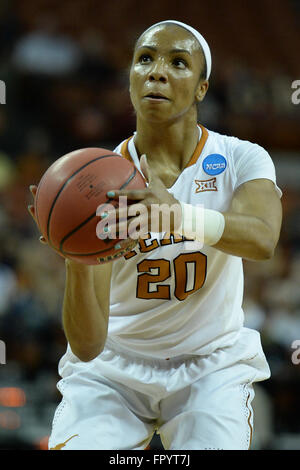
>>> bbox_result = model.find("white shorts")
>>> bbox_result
[48,327,270,450]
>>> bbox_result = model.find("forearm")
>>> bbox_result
[213,212,277,260]
[62,260,111,361]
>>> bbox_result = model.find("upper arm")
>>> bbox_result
[229,178,283,246]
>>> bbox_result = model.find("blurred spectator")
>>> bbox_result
[11,15,83,77]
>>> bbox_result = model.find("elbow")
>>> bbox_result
[71,343,104,362]
[76,352,100,363]
[253,220,280,261]
[259,246,275,261]
[255,235,277,260]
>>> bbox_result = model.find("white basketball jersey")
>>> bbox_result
[105,125,281,359]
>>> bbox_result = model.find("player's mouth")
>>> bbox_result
[143,92,170,102]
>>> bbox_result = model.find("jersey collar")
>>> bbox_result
[120,124,208,171]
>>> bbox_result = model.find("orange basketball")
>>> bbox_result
[34,148,146,264]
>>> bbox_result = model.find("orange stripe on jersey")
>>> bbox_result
[246,392,253,449]
[186,124,209,168]
[50,434,79,450]
[120,136,134,162]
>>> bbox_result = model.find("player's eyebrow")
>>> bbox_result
[137,45,157,51]
[169,48,192,55]
[137,46,192,55]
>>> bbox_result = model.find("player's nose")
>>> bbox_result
[148,60,168,83]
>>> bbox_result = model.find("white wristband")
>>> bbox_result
[179,202,225,246]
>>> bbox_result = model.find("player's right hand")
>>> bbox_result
[27,185,47,245]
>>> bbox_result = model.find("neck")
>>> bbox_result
[134,112,199,170]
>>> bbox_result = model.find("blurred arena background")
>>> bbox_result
[0,0,299,450]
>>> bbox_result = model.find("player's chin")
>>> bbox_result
[139,110,174,124]
[139,100,171,115]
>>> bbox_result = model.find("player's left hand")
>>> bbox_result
[101,155,181,244]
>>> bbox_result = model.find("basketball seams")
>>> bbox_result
[58,166,138,257]
[45,154,122,246]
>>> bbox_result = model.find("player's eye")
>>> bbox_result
[139,54,152,64]
[172,58,187,69]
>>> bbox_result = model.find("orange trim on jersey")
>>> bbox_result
[186,124,209,168]
[246,392,253,449]
[118,124,209,169]
[120,136,134,162]
[50,434,79,450]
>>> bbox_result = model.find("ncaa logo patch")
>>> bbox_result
[202,154,227,176]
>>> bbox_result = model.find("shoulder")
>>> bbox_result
[203,127,280,191]
[204,128,275,177]
[206,127,267,156]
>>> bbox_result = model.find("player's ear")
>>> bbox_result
[195,80,209,102]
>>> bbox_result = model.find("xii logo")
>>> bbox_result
[195,177,217,193]
[0,80,6,104]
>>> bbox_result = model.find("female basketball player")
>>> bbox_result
[28,20,282,450]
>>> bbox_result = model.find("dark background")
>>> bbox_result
[0,0,299,450]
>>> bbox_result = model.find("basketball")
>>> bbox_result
[34,148,146,264]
